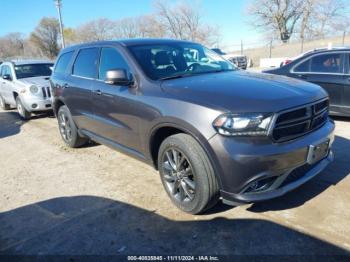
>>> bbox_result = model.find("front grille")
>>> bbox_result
[272,99,329,142]
[42,87,51,99]
[280,162,319,187]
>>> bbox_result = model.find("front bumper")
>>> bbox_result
[208,119,335,205]
[21,95,52,112]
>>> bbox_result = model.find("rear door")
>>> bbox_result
[90,46,143,153]
[65,47,100,130]
[342,52,350,115]
[291,52,345,113]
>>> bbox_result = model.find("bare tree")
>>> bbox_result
[154,0,221,46]
[29,17,60,59]
[75,18,115,42]
[0,33,25,58]
[113,18,142,38]
[138,15,167,38]
[248,0,304,43]
[304,0,346,39]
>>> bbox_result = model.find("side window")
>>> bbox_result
[98,47,130,80]
[310,53,341,73]
[72,48,99,78]
[294,59,310,73]
[55,51,74,74]
[2,66,13,78]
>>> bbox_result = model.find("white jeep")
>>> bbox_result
[0,60,54,120]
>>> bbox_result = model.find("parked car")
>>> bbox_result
[211,48,248,70]
[264,47,350,117]
[51,39,334,214]
[230,55,248,70]
[0,60,54,119]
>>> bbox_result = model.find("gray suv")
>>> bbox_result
[0,60,54,119]
[51,39,334,214]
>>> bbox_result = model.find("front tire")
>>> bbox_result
[158,133,220,214]
[16,97,31,120]
[0,95,11,110]
[57,105,88,148]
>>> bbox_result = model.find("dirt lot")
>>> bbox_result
[0,108,350,256]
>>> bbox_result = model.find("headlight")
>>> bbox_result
[213,113,273,136]
[29,85,39,94]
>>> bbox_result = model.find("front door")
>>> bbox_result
[91,46,143,154]
[1,65,16,106]
[291,52,344,113]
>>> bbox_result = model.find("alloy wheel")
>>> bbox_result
[17,101,24,117]
[59,112,72,142]
[162,148,196,202]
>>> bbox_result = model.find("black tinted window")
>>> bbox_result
[73,48,99,78]
[15,64,53,79]
[310,53,341,73]
[99,47,129,80]
[294,59,310,72]
[55,51,74,74]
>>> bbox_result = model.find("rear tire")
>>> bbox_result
[57,105,88,148]
[16,97,31,120]
[0,95,10,110]
[158,133,220,214]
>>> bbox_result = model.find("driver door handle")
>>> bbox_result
[297,74,307,79]
[93,89,102,95]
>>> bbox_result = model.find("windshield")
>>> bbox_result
[128,43,236,80]
[14,64,53,79]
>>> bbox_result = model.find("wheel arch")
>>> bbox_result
[148,119,223,188]
[53,98,66,116]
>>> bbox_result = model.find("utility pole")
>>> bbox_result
[240,40,243,55]
[54,0,65,48]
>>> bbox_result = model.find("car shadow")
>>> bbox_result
[0,110,54,139]
[0,196,348,256]
[0,111,23,139]
[248,135,350,212]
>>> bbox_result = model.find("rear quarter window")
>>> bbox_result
[54,51,74,74]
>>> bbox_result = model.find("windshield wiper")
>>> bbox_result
[159,74,190,81]
[159,69,235,81]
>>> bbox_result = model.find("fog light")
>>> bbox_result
[32,103,38,109]
[244,177,276,193]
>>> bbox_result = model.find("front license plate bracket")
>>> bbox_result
[307,139,330,165]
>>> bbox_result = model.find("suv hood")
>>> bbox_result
[161,71,327,113]
[17,76,50,87]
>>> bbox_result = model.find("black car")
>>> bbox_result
[51,39,334,214]
[264,48,350,117]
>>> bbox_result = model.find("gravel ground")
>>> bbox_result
[0,108,349,256]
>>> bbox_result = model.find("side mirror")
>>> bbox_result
[2,74,12,81]
[105,69,133,86]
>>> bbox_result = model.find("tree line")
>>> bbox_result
[0,1,220,60]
